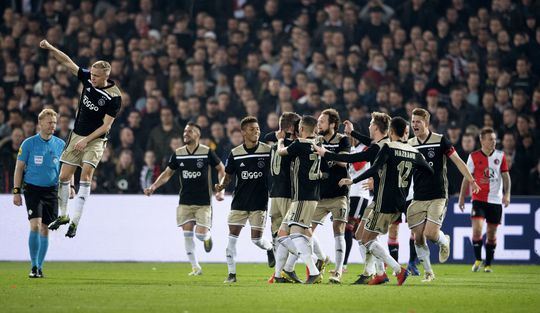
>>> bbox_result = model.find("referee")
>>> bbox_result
[13,109,67,278]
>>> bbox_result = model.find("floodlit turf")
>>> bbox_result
[1,262,539,313]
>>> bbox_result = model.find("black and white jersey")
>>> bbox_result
[265,131,294,198]
[75,68,121,137]
[320,133,351,199]
[408,132,456,200]
[287,138,323,201]
[168,144,221,205]
[353,142,433,214]
[225,142,271,211]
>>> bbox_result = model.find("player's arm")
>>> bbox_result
[144,167,175,196]
[74,115,115,151]
[276,137,289,156]
[343,120,372,146]
[458,154,474,212]
[449,152,480,194]
[322,144,378,163]
[12,160,26,206]
[214,162,226,201]
[215,173,232,192]
[501,171,511,207]
[216,152,235,191]
[39,40,79,75]
[339,145,388,186]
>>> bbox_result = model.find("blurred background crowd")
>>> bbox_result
[1,0,539,195]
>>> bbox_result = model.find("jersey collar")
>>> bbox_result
[186,144,200,155]
[418,131,432,145]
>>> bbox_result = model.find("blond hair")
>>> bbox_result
[92,60,111,74]
[412,108,430,123]
[38,108,57,120]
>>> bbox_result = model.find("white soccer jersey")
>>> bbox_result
[467,149,509,204]
[348,143,371,200]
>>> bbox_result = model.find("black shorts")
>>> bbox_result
[471,200,502,225]
[23,183,58,225]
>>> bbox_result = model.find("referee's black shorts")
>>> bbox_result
[23,183,58,225]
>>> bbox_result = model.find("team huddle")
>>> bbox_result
[15,44,511,283]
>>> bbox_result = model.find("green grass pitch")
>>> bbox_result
[1,262,539,313]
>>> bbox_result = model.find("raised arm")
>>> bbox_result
[39,40,79,75]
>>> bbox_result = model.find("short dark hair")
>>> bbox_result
[321,108,340,131]
[240,116,258,130]
[279,112,301,131]
[480,127,496,139]
[390,117,409,137]
[186,122,202,133]
[300,115,318,133]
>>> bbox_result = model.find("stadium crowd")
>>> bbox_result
[1,0,540,195]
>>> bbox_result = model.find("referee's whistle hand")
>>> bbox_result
[13,194,22,206]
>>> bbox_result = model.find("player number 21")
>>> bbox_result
[309,153,321,180]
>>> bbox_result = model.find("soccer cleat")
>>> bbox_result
[203,237,213,253]
[368,273,389,285]
[65,223,78,238]
[421,271,435,282]
[316,256,330,273]
[352,274,372,285]
[188,267,202,276]
[274,277,291,283]
[48,215,70,230]
[439,234,451,263]
[407,260,420,276]
[282,270,303,284]
[37,268,44,278]
[224,273,237,283]
[267,249,276,268]
[472,260,482,272]
[396,267,409,286]
[484,266,492,273]
[329,271,342,284]
[304,274,322,284]
[28,266,38,278]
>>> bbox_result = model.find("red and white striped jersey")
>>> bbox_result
[467,149,508,204]
[348,143,371,200]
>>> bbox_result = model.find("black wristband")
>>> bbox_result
[13,187,21,194]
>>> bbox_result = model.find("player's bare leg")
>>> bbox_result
[423,220,450,263]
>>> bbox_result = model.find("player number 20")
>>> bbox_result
[397,160,413,188]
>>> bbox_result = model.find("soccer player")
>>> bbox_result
[265,112,303,283]
[340,117,434,286]
[216,117,274,283]
[312,109,351,284]
[314,113,390,284]
[144,123,225,276]
[40,40,122,237]
[343,136,371,274]
[458,127,511,273]
[276,115,325,284]
[13,109,67,278]
[407,108,480,282]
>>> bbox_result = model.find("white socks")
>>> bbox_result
[252,237,273,251]
[283,253,298,272]
[184,231,199,269]
[274,238,290,276]
[226,235,238,274]
[365,240,401,274]
[71,181,90,225]
[58,181,70,216]
[311,235,326,261]
[334,234,345,274]
[415,243,433,273]
[291,234,320,276]
[195,231,211,242]
[435,230,448,247]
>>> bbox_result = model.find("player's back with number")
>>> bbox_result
[374,142,432,213]
[288,138,322,201]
